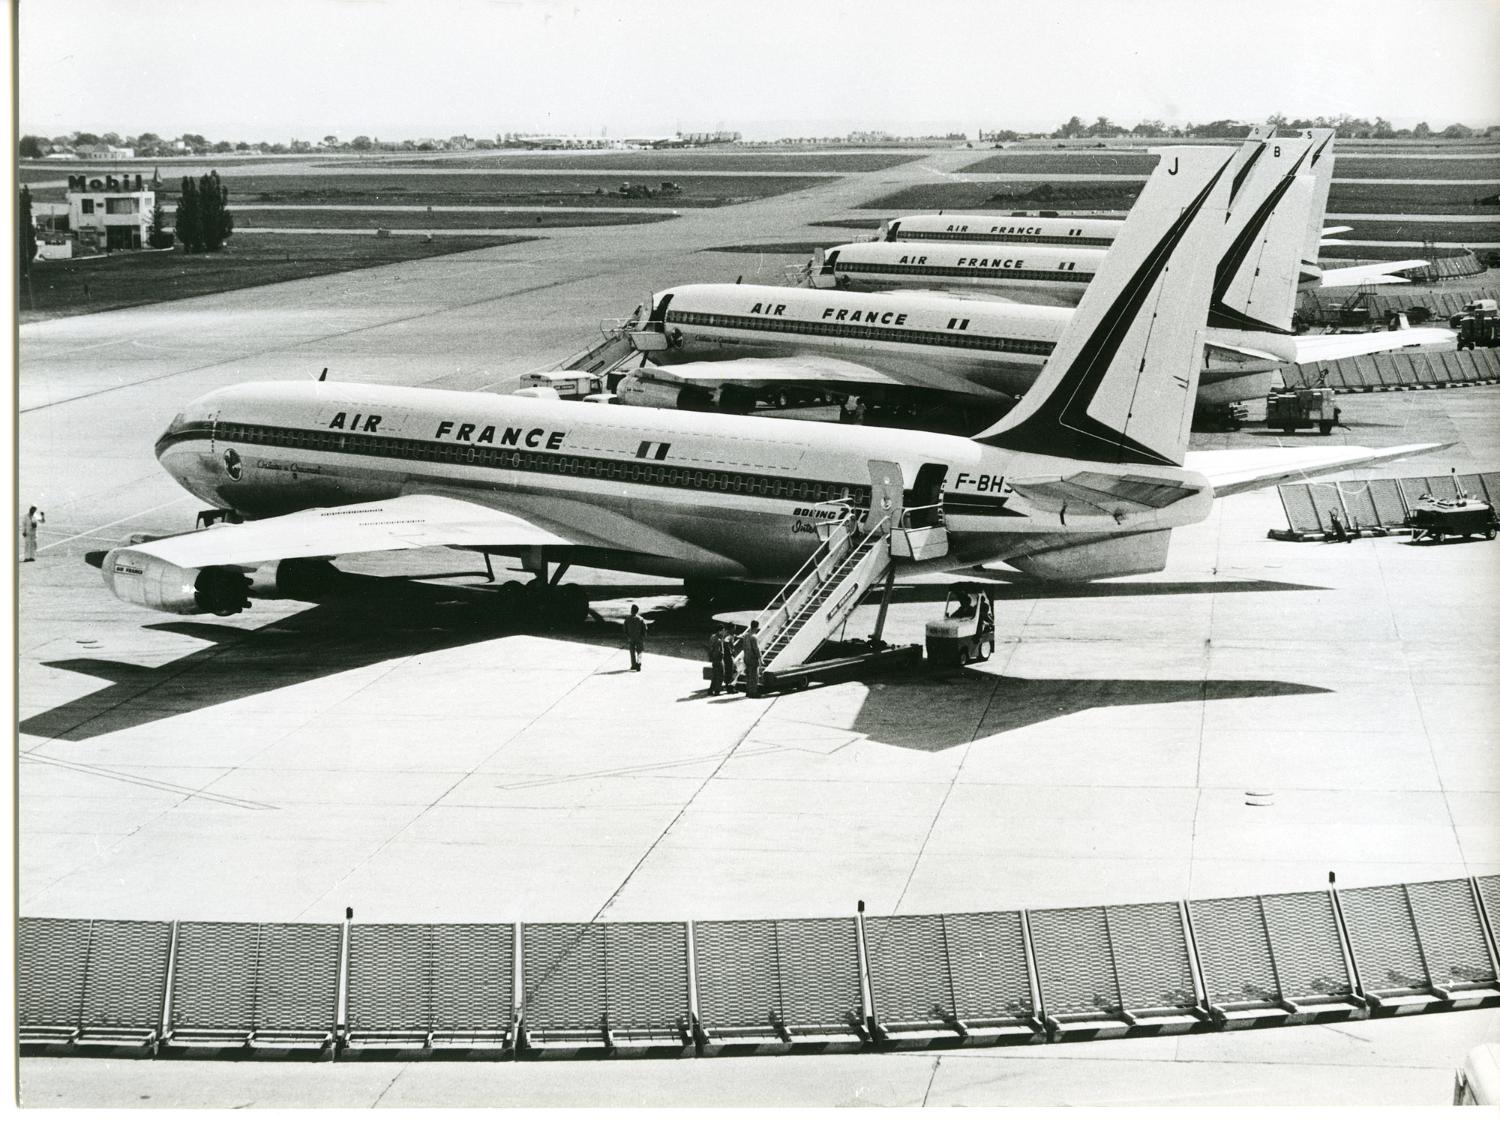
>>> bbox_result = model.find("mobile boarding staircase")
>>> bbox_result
[748,504,949,694]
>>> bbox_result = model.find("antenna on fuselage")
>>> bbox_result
[318,367,328,382]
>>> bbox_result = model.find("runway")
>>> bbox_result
[16,150,1500,1106]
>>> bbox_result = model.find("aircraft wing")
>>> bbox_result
[1317,260,1428,288]
[1290,327,1456,364]
[643,356,903,386]
[119,493,598,570]
[1186,443,1444,498]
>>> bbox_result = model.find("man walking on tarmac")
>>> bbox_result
[623,604,648,671]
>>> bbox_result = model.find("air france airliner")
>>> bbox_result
[96,147,1435,622]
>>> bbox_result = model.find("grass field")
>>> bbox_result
[858,181,1139,212]
[1327,180,1499,214]
[1333,156,1500,179]
[19,234,534,322]
[959,152,1155,175]
[363,152,922,172]
[861,178,1499,216]
[234,209,673,230]
[960,152,1500,181]
[27,172,826,208]
[1325,219,1500,246]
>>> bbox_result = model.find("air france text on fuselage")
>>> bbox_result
[821,307,909,325]
[435,419,566,449]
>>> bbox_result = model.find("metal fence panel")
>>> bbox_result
[605,923,689,1033]
[521,923,606,1033]
[943,910,1036,1022]
[1106,902,1198,1012]
[171,921,340,1033]
[693,919,783,1032]
[1405,879,1497,991]
[1279,485,1323,534]
[1480,474,1500,506]
[774,917,862,1030]
[81,919,173,1031]
[18,917,92,1028]
[1190,896,1280,1006]
[1408,354,1440,386]
[1261,891,1351,1000]
[1308,483,1349,529]
[1339,482,1381,529]
[1029,906,1119,1017]
[348,924,431,1033]
[862,914,955,1026]
[521,922,687,1034]
[1338,884,1430,996]
[1367,478,1409,527]
[431,924,514,1031]
[1478,874,1500,938]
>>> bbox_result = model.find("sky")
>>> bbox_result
[17,0,1500,141]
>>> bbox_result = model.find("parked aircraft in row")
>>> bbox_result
[620,140,1334,415]
[96,148,1435,625]
[875,128,1428,290]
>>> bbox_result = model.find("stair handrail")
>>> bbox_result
[754,507,863,644]
[762,515,894,669]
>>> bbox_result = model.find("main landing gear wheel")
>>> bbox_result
[974,638,993,663]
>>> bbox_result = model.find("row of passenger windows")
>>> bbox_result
[212,422,869,507]
[833,262,1093,282]
[891,232,1113,246]
[664,310,1055,357]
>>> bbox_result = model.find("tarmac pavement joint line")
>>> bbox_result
[286,644,601,922]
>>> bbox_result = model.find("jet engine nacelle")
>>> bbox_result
[100,550,341,616]
[101,547,252,616]
[615,373,716,412]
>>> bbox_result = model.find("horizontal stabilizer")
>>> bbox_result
[1008,472,1200,516]
[1186,442,1445,498]
[1290,327,1456,364]
[1317,260,1428,289]
[1320,225,1353,238]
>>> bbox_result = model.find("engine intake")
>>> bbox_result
[101,548,251,616]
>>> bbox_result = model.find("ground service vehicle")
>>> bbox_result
[518,371,605,400]
[1407,496,1498,543]
[925,584,995,667]
[1266,386,1341,434]
[1450,299,1499,349]
[1454,1043,1500,1105]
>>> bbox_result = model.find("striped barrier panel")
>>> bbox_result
[1282,347,1500,392]
[518,921,692,1057]
[343,922,516,1058]
[162,921,342,1056]
[17,917,172,1055]
[693,917,865,1054]
[18,875,1500,1062]
[860,910,1043,1048]
[1187,890,1366,1030]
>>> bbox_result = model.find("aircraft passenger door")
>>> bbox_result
[867,459,904,531]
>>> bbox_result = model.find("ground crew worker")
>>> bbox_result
[622,604,648,671]
[717,624,738,693]
[741,620,762,697]
[20,505,44,562]
[1328,509,1348,543]
[707,626,727,695]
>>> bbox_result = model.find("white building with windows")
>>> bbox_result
[66,172,155,250]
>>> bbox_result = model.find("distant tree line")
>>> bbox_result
[1042,114,1488,140]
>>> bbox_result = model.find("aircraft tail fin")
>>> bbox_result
[971,146,1234,468]
[1208,136,1314,335]
[1277,126,1336,269]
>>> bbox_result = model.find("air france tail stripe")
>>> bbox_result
[982,156,1232,466]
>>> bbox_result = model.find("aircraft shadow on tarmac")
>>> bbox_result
[23,574,1330,749]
